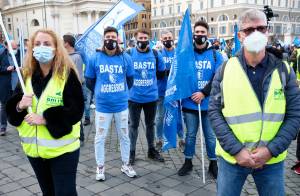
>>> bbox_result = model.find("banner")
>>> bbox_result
[75,0,144,66]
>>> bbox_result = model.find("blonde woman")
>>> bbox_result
[6,29,84,196]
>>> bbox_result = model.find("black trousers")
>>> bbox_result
[28,149,79,196]
[128,100,157,151]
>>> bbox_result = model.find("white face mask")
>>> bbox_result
[13,49,18,55]
[243,31,268,54]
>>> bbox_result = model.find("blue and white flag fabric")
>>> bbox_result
[164,9,197,104]
[232,23,241,56]
[75,0,144,66]
[162,9,197,151]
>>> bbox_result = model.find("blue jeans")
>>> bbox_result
[82,82,91,119]
[217,157,285,196]
[183,111,216,160]
[94,110,130,166]
[11,71,18,91]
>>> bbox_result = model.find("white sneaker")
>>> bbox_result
[96,166,105,181]
[121,164,137,178]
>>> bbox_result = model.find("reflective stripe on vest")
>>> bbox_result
[225,112,285,124]
[17,74,80,159]
[216,57,287,165]
[20,137,78,148]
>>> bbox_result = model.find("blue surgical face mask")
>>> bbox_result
[33,45,55,64]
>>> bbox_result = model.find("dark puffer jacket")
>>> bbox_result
[208,49,300,157]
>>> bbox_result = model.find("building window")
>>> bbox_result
[233,14,237,20]
[210,0,214,8]
[278,0,281,6]
[219,26,226,34]
[221,0,225,5]
[295,25,300,34]
[175,19,181,26]
[218,14,229,21]
[234,0,237,3]
[31,19,40,27]
[230,25,235,34]
[153,8,156,17]
[8,24,12,31]
[7,18,11,22]
[160,0,164,2]
[161,7,164,16]
[211,17,214,22]
[275,25,282,34]
[210,27,215,35]
[177,4,181,13]
[169,6,172,14]
[160,21,167,28]
[271,0,274,6]
[298,0,300,8]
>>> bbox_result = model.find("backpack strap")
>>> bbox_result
[152,49,159,70]
[213,49,217,64]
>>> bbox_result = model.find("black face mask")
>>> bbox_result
[137,40,149,50]
[163,40,174,49]
[214,45,220,50]
[104,39,118,50]
[193,35,207,45]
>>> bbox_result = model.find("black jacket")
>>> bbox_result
[0,48,12,102]
[208,49,300,157]
[6,68,84,139]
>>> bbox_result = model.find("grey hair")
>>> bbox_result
[160,30,172,37]
[238,9,267,30]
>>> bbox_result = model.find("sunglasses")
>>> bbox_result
[240,25,268,35]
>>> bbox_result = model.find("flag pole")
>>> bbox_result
[0,12,32,113]
[198,104,206,184]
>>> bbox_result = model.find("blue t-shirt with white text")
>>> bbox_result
[158,48,175,97]
[182,49,223,111]
[85,51,134,113]
[128,47,165,103]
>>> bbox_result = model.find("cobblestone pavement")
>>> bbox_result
[0,112,299,196]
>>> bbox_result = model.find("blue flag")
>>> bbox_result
[162,9,197,151]
[232,23,241,56]
[75,0,144,66]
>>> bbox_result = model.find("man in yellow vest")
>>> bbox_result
[208,9,300,196]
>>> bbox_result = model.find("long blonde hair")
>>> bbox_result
[22,29,78,80]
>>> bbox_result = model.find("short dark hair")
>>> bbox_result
[194,20,209,31]
[104,26,118,36]
[63,34,76,48]
[134,30,150,37]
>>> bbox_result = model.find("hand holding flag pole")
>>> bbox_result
[0,12,32,113]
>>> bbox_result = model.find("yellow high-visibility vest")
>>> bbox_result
[17,73,80,159]
[216,57,288,164]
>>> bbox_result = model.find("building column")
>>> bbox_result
[73,12,79,34]
[87,11,92,26]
